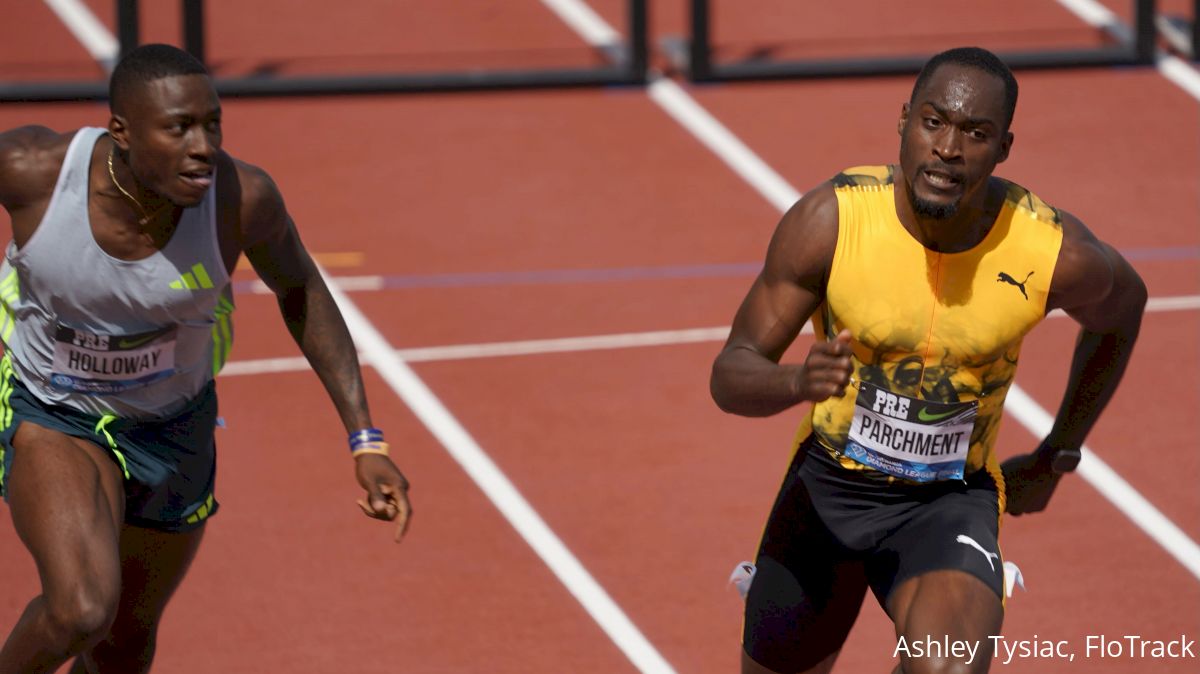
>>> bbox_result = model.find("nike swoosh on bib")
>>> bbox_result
[117,334,160,349]
[917,407,958,422]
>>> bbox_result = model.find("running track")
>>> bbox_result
[1,1,1197,672]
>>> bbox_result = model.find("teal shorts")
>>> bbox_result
[0,369,219,533]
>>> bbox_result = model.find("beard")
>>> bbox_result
[909,191,959,220]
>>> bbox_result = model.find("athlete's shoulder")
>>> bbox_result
[0,126,79,209]
[0,125,71,154]
[214,151,285,222]
[1048,207,1108,294]
[995,176,1063,227]
[778,180,838,236]
[1046,207,1145,324]
[765,181,839,290]
[213,150,294,259]
[830,164,895,190]
[217,151,278,201]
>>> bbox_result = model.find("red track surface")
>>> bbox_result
[1,2,1198,672]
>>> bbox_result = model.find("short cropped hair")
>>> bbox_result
[109,44,209,113]
[910,47,1018,129]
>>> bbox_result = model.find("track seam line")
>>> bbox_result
[218,294,1199,376]
[545,0,1200,581]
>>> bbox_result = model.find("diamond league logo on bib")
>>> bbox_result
[844,380,978,482]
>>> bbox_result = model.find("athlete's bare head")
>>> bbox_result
[107,45,220,208]
[897,47,1016,222]
[910,48,1018,131]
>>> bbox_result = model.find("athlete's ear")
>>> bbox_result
[997,130,1014,164]
[108,115,130,152]
[897,103,910,136]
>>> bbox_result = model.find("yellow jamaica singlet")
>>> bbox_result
[794,165,1064,493]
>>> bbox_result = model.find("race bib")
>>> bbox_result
[843,381,977,482]
[50,324,177,395]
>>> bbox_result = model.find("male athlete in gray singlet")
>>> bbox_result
[0,44,412,673]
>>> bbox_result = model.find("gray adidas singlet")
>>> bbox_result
[0,127,234,419]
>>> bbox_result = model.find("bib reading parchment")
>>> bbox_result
[843,381,977,482]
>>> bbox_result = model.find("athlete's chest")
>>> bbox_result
[825,240,1048,362]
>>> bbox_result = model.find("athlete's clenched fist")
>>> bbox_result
[796,329,854,402]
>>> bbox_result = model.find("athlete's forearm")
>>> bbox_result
[710,347,806,417]
[278,275,372,433]
[1044,310,1144,453]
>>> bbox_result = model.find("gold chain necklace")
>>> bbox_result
[107,146,172,227]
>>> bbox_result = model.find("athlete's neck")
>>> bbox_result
[894,172,1003,254]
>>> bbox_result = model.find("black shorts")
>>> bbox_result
[743,435,1004,673]
[0,367,219,533]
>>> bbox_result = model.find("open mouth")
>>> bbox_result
[179,169,213,190]
[922,168,962,191]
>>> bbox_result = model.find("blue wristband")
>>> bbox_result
[349,427,385,452]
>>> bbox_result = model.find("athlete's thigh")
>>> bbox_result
[7,423,125,592]
[887,569,1002,674]
[112,523,207,629]
[743,449,868,674]
[872,479,1005,673]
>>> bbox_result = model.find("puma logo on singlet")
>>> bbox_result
[996,271,1034,300]
[956,534,1000,573]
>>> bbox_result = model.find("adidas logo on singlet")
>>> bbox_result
[170,263,215,291]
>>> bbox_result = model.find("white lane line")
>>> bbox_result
[1157,55,1200,101]
[222,326,733,377]
[1055,0,1126,32]
[1143,294,1200,312]
[538,0,620,48]
[220,294,1199,377]
[1055,0,1200,102]
[1004,386,1200,581]
[646,81,802,212]
[41,0,119,71]
[319,268,677,674]
[540,0,802,211]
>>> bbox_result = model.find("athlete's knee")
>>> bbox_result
[42,582,120,651]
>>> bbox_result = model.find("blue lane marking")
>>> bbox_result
[232,246,1198,294]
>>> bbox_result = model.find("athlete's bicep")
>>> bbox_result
[726,271,822,364]
[722,184,837,363]
[1049,213,1146,333]
[235,163,317,295]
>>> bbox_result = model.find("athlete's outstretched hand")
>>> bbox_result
[355,454,413,542]
[797,329,854,402]
[1000,449,1062,515]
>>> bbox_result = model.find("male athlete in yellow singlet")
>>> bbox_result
[711,47,1145,674]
